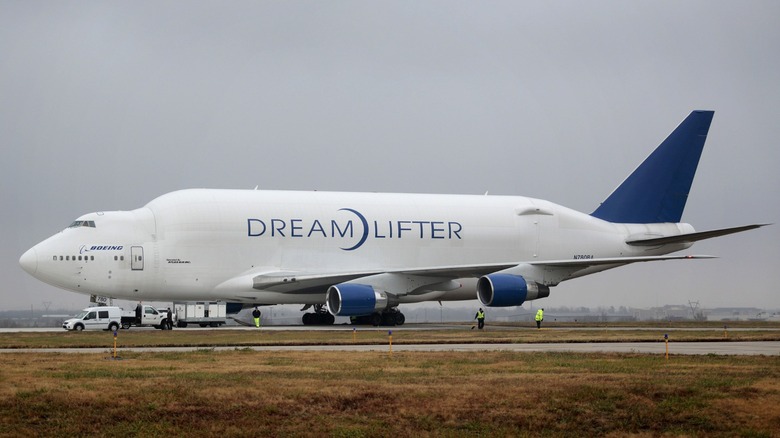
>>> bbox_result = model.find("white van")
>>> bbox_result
[63,306,122,332]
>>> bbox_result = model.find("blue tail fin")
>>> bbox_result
[591,110,714,223]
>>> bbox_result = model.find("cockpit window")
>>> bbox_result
[68,220,96,228]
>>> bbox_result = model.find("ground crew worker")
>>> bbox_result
[252,307,261,328]
[535,308,544,329]
[166,307,173,330]
[474,308,485,330]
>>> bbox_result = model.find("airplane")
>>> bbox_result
[19,110,766,325]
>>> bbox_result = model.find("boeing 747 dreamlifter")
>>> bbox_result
[19,111,766,325]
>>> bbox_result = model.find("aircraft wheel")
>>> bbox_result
[302,313,312,325]
[371,313,382,327]
[381,313,396,326]
[395,313,405,326]
[326,313,335,325]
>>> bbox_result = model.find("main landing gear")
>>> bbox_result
[300,305,407,326]
[350,308,405,327]
[301,304,335,326]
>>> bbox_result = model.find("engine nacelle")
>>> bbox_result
[226,303,246,315]
[326,283,398,316]
[477,274,550,307]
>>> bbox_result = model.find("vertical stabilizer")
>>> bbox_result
[591,110,714,223]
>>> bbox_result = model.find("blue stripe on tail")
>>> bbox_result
[591,110,714,224]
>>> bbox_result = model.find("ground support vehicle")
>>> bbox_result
[120,304,169,329]
[63,306,122,331]
[174,302,227,327]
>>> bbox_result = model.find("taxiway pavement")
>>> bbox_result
[1,341,778,356]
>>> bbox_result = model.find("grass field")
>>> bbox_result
[1,324,779,436]
[1,349,778,437]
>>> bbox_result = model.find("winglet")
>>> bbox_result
[591,111,714,223]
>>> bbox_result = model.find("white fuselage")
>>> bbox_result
[19,189,692,304]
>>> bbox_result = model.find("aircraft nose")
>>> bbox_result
[20,247,38,276]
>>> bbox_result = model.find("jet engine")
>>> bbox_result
[226,303,247,314]
[476,274,550,307]
[326,283,399,316]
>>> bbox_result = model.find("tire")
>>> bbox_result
[370,313,382,327]
[74,324,84,331]
[121,322,131,329]
[199,323,208,327]
[108,322,119,332]
[177,321,187,328]
[395,312,405,326]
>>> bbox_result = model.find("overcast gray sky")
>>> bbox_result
[2,1,778,312]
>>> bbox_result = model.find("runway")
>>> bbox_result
[0,323,461,333]
[4,323,780,333]
[2,341,778,356]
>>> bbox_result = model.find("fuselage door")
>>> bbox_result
[131,246,144,271]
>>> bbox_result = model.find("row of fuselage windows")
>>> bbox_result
[52,255,126,261]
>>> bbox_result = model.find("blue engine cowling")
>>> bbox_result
[477,274,550,307]
[326,284,397,316]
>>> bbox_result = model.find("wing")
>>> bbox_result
[244,255,714,297]
[214,222,768,300]
[457,254,718,287]
[249,262,519,295]
[529,254,716,267]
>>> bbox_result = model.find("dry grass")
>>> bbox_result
[0,350,778,437]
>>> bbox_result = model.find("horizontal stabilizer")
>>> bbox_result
[626,224,769,246]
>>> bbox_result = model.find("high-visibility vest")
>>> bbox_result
[535,310,544,321]
[477,311,485,319]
